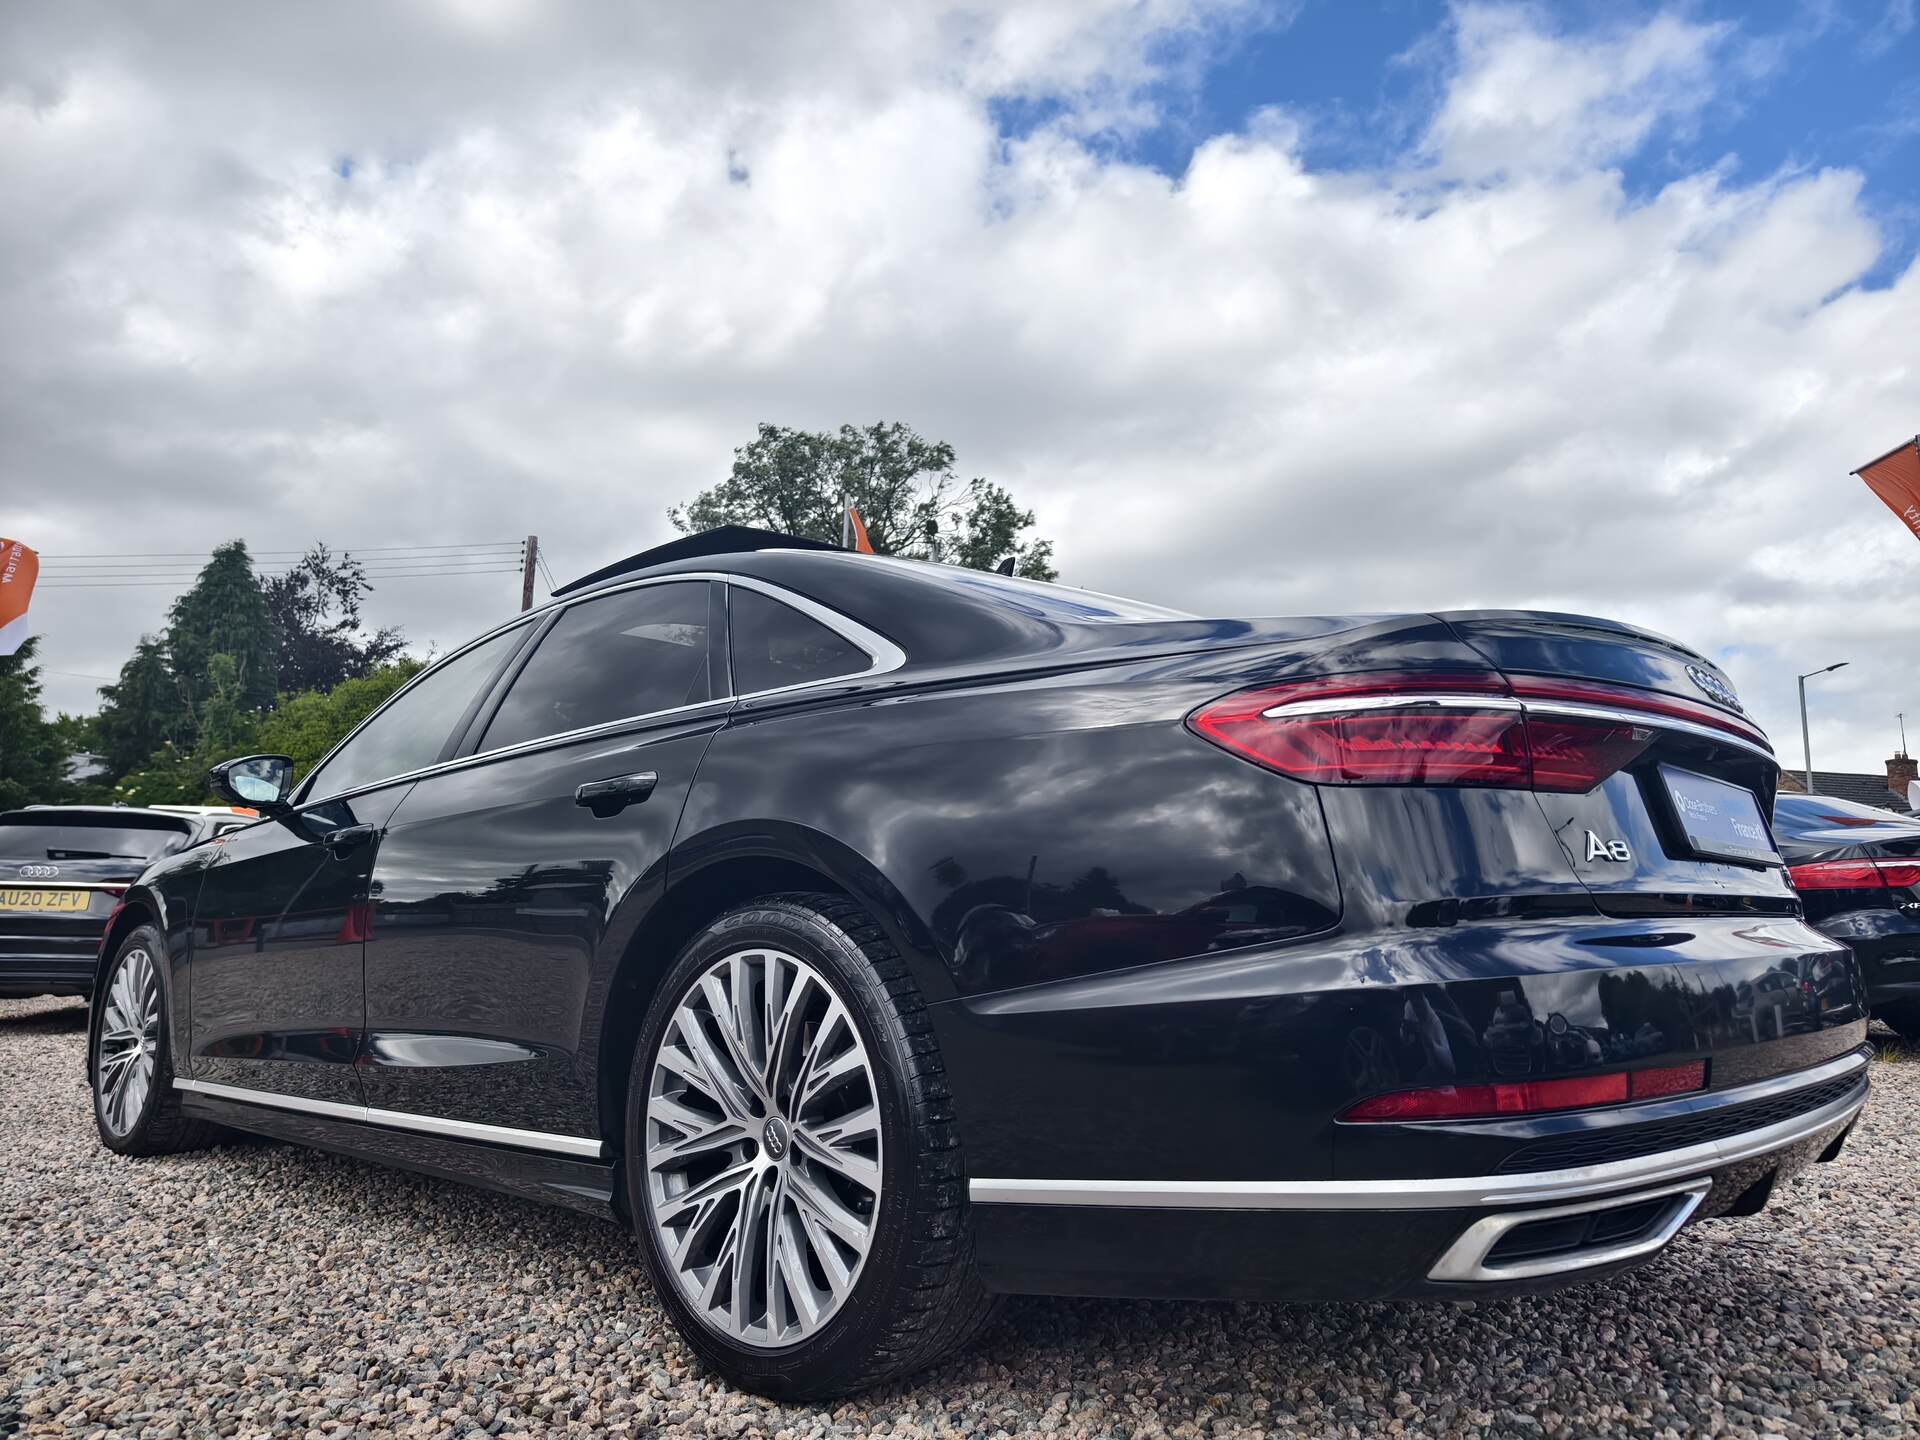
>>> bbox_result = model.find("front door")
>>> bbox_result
[362,579,726,1147]
[188,789,407,1105]
[187,619,538,1108]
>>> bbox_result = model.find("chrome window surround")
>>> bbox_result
[297,571,906,808]
[969,1050,1866,1211]
[1257,692,1774,763]
[1426,1177,1711,1283]
[174,1077,603,1159]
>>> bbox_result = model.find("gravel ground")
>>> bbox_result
[2,995,1915,1439]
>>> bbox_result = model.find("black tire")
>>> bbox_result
[91,925,221,1156]
[625,893,998,1398]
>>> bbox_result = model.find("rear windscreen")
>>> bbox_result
[0,820,187,862]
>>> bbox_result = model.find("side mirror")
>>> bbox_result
[209,754,296,814]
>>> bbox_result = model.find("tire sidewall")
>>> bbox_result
[625,901,924,1392]
[92,924,179,1154]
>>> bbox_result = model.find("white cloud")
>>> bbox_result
[1423,4,1731,177]
[1,1,1915,775]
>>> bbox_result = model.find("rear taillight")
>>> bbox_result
[1341,1061,1707,1121]
[1788,859,1920,891]
[1189,672,1656,792]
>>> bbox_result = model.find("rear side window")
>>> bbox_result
[730,587,870,695]
[0,819,186,862]
[306,624,529,800]
[482,581,712,750]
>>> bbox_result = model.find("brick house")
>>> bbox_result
[1775,752,1918,815]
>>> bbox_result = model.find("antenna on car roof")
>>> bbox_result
[550,525,843,598]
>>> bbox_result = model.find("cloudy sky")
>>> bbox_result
[3,0,1916,772]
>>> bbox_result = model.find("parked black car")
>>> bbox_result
[87,530,1868,1397]
[1,805,250,998]
[1774,791,1920,1040]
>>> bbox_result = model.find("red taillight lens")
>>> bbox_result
[1503,675,1769,750]
[1789,859,1920,891]
[1189,673,1654,792]
[1341,1061,1707,1121]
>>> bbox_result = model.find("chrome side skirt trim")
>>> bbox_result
[970,1056,1867,1211]
[1426,1178,1711,1283]
[174,1078,605,1160]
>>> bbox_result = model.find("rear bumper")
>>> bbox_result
[0,955,98,997]
[2,915,111,997]
[970,1052,1866,1300]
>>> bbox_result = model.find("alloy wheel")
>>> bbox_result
[643,947,883,1348]
[98,946,161,1137]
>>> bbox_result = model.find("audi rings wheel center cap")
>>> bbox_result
[761,1116,790,1160]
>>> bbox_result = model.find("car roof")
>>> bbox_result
[0,805,217,835]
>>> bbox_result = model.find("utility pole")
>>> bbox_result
[520,535,539,612]
[1796,661,1849,794]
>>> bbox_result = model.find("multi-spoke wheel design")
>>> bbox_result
[643,946,883,1348]
[97,945,161,1136]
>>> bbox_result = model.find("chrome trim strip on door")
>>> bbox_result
[969,1053,1866,1210]
[174,1078,606,1159]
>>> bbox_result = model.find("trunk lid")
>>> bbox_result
[1438,611,1791,918]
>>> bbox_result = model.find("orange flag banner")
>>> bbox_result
[845,506,876,555]
[1854,436,1920,545]
[0,538,39,656]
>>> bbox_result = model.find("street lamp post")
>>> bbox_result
[1796,662,1849,795]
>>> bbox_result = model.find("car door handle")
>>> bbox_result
[574,771,658,816]
[323,824,377,857]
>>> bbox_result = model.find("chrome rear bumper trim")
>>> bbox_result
[1426,1178,1711,1282]
[969,1052,1867,1211]
[174,1078,605,1159]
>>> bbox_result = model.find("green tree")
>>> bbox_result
[264,543,407,693]
[670,422,1057,579]
[114,659,424,805]
[95,635,187,778]
[168,540,277,729]
[0,637,67,810]
[254,659,423,781]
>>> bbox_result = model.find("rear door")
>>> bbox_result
[186,622,535,1106]
[361,579,727,1148]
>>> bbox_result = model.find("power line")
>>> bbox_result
[41,553,523,572]
[37,569,523,589]
[39,541,525,560]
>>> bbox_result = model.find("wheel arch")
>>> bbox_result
[86,886,169,1082]
[594,822,951,1180]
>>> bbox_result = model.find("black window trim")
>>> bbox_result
[293,571,905,806]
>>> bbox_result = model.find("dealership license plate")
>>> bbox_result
[0,887,94,914]
[1660,765,1779,865]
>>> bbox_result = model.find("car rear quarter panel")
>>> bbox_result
[673,662,1346,1006]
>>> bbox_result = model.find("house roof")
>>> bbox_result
[1779,769,1913,815]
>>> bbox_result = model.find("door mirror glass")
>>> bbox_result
[210,754,296,812]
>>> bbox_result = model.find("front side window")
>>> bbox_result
[481,581,712,750]
[729,586,871,695]
[304,624,529,800]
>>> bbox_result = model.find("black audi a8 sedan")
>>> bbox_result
[1773,792,1920,1040]
[89,527,1868,1397]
